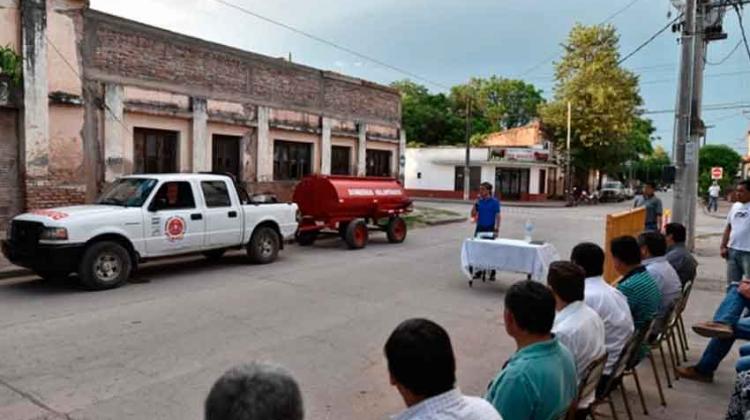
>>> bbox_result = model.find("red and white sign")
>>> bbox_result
[711,167,724,180]
[165,216,186,242]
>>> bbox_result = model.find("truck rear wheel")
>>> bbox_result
[344,219,368,250]
[78,241,132,290]
[386,217,407,243]
[248,226,280,264]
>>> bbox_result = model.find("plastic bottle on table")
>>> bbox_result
[524,219,534,242]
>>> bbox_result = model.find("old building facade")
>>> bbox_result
[0,0,404,227]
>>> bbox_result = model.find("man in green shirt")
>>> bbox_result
[485,280,577,420]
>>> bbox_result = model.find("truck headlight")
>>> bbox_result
[40,227,68,240]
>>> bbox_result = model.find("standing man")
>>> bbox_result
[708,181,721,213]
[471,182,501,280]
[636,182,663,231]
[721,180,750,286]
[471,182,501,237]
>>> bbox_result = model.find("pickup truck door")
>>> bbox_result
[200,180,242,248]
[143,180,206,256]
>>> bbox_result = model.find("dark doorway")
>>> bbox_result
[454,166,481,192]
[496,168,530,199]
[274,140,313,181]
[366,149,392,177]
[539,169,546,195]
[331,146,352,175]
[212,135,241,178]
[134,128,178,173]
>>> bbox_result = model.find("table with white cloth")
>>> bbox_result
[460,238,561,286]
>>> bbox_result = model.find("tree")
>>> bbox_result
[450,77,545,134]
[630,145,670,183]
[539,24,643,176]
[698,144,742,197]
[391,80,464,145]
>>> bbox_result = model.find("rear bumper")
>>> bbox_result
[1,240,84,273]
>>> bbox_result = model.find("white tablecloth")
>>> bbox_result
[460,238,561,281]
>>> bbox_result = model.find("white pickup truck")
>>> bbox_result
[2,174,299,290]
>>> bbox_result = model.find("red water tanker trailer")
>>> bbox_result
[293,175,413,249]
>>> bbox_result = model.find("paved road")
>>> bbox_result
[0,197,735,419]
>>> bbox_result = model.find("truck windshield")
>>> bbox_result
[97,178,158,207]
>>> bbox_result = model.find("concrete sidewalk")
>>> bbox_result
[414,197,568,208]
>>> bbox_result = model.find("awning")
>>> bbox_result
[431,159,559,169]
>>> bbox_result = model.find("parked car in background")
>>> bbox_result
[623,186,635,199]
[600,181,626,202]
[2,174,299,290]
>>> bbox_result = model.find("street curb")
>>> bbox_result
[413,198,567,209]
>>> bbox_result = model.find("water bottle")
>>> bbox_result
[524,219,534,243]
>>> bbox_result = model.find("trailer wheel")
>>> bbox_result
[338,221,350,238]
[344,219,368,250]
[386,217,407,243]
[296,230,318,246]
[248,226,280,264]
[78,241,132,290]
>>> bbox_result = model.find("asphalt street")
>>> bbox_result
[0,195,735,419]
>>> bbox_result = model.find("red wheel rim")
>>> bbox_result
[393,219,406,240]
[355,224,367,246]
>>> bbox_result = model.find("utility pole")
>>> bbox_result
[672,0,697,229]
[463,98,471,201]
[566,101,572,199]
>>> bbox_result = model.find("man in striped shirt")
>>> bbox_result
[610,236,662,332]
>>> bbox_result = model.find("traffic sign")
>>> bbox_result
[711,167,723,180]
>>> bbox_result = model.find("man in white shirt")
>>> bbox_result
[722,181,750,286]
[638,231,683,327]
[548,261,606,412]
[385,318,502,420]
[708,181,721,213]
[571,243,635,377]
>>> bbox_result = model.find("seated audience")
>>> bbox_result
[205,362,303,420]
[384,318,501,420]
[638,231,682,324]
[610,235,662,332]
[725,370,750,420]
[548,261,606,414]
[486,280,577,420]
[664,222,698,286]
[678,281,750,382]
[571,243,634,378]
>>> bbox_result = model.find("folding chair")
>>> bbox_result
[566,353,608,420]
[675,279,694,360]
[646,299,682,405]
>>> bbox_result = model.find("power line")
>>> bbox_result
[210,0,451,90]
[618,13,683,64]
[706,39,742,65]
[733,3,750,64]
[602,0,644,23]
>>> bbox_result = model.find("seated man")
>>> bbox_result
[664,222,698,286]
[678,282,750,382]
[486,280,577,420]
[611,235,662,332]
[384,318,501,420]
[638,231,682,324]
[571,242,635,381]
[548,261,606,413]
[205,362,304,420]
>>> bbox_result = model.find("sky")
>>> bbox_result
[90,0,750,157]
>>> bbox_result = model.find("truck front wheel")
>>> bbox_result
[248,226,280,264]
[78,241,132,290]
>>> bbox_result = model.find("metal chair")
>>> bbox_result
[590,320,655,420]
[675,279,695,360]
[566,353,608,420]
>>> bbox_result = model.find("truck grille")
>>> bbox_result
[9,221,43,255]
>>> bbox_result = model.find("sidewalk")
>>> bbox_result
[413,197,568,208]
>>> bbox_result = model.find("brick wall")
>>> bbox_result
[0,108,21,225]
[25,184,86,210]
[84,11,401,126]
[246,181,299,203]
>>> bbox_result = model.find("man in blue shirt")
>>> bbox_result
[470,182,501,281]
[471,182,502,236]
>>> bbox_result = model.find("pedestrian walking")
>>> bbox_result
[635,182,663,231]
[708,181,721,213]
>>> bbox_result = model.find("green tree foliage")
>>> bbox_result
[698,144,742,197]
[539,24,642,175]
[630,145,670,183]
[450,76,545,133]
[391,80,464,145]
[0,45,22,86]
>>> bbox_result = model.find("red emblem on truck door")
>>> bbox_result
[165,216,186,241]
